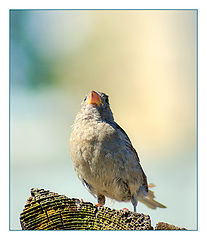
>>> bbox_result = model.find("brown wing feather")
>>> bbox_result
[113,122,148,193]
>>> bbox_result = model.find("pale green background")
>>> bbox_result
[10,10,197,230]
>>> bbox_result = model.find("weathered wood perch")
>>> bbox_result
[20,188,186,230]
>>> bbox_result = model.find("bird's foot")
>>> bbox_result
[123,208,129,211]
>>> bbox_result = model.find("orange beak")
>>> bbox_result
[86,91,102,106]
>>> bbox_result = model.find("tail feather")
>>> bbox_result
[138,190,166,209]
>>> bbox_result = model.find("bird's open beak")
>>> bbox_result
[86,91,102,106]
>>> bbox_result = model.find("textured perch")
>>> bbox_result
[155,222,187,230]
[20,188,186,230]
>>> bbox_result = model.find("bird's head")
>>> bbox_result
[80,90,114,122]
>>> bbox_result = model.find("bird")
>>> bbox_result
[69,90,166,212]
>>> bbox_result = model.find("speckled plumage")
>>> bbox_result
[70,91,166,211]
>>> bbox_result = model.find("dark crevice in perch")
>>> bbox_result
[20,188,186,230]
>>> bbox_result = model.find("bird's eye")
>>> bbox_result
[84,96,87,101]
[105,96,109,104]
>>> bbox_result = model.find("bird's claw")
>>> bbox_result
[123,208,129,211]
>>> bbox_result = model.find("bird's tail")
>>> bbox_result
[137,189,166,209]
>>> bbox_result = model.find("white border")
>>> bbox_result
[1,0,206,239]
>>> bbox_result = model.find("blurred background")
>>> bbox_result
[10,10,197,230]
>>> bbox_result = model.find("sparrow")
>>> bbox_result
[69,91,166,212]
